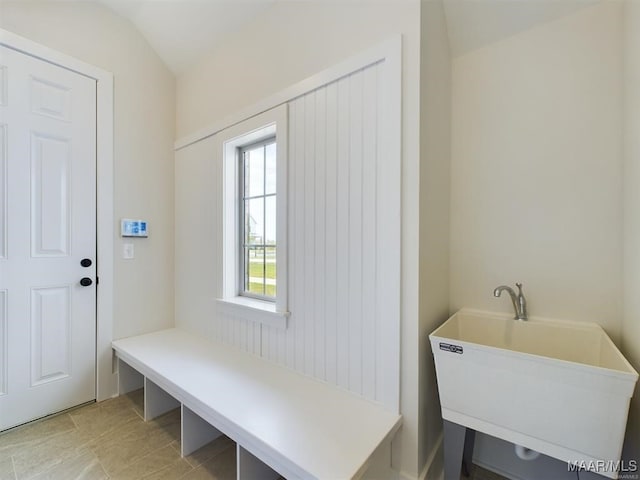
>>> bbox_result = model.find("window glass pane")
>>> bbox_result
[247,247,265,296]
[265,246,276,297]
[244,146,264,198]
[265,195,276,245]
[244,197,264,245]
[265,143,276,195]
[240,138,276,300]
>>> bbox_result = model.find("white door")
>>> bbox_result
[0,45,97,431]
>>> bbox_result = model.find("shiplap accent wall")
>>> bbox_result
[175,51,400,411]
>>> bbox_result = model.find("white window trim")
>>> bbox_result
[216,104,289,329]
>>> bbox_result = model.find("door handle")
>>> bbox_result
[80,277,93,287]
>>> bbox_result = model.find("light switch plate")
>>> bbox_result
[123,243,134,259]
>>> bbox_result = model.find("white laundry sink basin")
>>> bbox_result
[430,309,638,479]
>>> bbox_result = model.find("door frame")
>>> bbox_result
[0,28,116,401]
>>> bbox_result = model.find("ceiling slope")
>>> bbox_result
[95,0,601,72]
[443,0,600,57]
[96,0,275,74]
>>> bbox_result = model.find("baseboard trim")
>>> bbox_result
[423,433,444,480]
[398,433,444,480]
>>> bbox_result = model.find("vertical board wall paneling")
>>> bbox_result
[259,61,393,406]
[182,55,400,410]
[324,80,339,387]
[220,311,261,357]
[293,95,307,372]
[208,125,262,357]
[361,64,378,402]
[336,74,351,392]
[348,69,364,396]
[284,98,298,368]
[374,55,400,411]
[303,91,316,377]
[313,86,327,382]
[211,134,225,343]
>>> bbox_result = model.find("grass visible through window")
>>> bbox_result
[247,259,276,297]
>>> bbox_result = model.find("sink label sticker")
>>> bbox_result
[439,343,463,354]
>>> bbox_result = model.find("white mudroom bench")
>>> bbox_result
[112,329,402,480]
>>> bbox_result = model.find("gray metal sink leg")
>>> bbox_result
[443,420,476,480]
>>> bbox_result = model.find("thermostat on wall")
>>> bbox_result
[121,219,148,237]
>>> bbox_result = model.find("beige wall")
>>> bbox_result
[175,2,438,477]
[623,0,640,462]
[451,1,623,339]
[176,1,418,140]
[419,0,451,474]
[450,2,626,476]
[0,2,176,340]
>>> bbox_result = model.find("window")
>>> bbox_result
[239,138,277,300]
[216,105,289,328]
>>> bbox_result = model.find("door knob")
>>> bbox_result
[81,258,92,267]
[80,277,93,287]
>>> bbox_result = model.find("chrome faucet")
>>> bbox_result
[493,282,528,320]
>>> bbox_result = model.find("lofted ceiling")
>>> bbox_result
[94,0,600,74]
[95,0,276,74]
[442,0,599,57]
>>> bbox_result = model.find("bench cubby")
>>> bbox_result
[112,328,401,480]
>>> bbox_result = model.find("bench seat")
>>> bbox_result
[112,328,402,480]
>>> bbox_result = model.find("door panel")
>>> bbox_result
[30,76,71,122]
[0,290,6,396]
[0,124,5,259]
[0,65,6,106]
[31,133,71,257]
[0,45,97,431]
[31,286,71,386]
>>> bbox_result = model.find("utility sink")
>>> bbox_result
[430,309,638,479]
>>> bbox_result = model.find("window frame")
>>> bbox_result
[238,136,277,302]
[216,104,289,328]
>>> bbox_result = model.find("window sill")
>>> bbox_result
[216,297,289,329]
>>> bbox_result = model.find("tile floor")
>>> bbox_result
[0,391,508,480]
[469,466,510,480]
[0,390,235,480]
